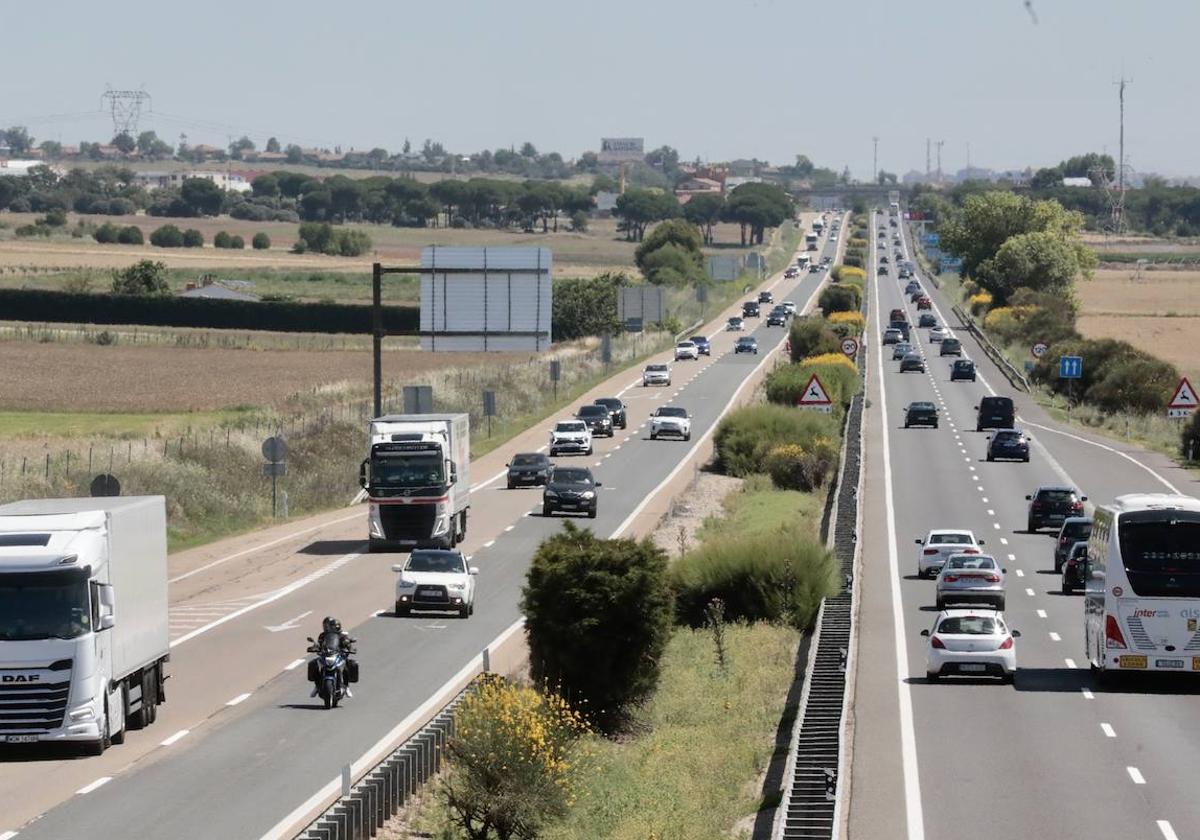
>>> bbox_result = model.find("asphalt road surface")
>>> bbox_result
[0,219,842,840]
[849,214,1198,840]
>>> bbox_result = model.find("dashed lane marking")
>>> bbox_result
[227,692,252,706]
[1128,767,1146,785]
[1101,723,1116,738]
[160,729,190,747]
[76,777,111,795]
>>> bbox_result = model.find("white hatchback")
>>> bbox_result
[922,609,1019,682]
[674,341,699,361]
[915,529,984,578]
[643,363,672,387]
[392,549,478,618]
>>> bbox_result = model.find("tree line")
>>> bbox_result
[614,182,793,245]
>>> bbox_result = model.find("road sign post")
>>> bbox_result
[549,360,561,400]
[262,436,288,518]
[483,390,497,437]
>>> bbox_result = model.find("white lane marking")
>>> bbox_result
[1007,553,1016,561]
[227,693,252,707]
[1049,632,1061,642]
[0,831,17,840]
[870,226,926,840]
[284,658,306,671]
[605,453,612,459]
[504,525,515,533]
[1127,767,1146,785]
[1037,609,1048,618]
[981,497,989,503]
[1020,420,1179,494]
[169,512,361,584]
[1065,658,1078,669]
[76,777,111,795]
[1082,688,1095,700]
[536,444,548,452]
[977,486,985,492]
[613,445,621,450]
[371,609,386,618]
[993,523,1001,530]
[1158,820,1180,840]
[160,729,190,747]
[1015,569,1025,577]
[987,509,995,516]
[483,540,495,548]
[1000,538,1009,545]
[1101,723,1116,738]
[1025,588,1036,596]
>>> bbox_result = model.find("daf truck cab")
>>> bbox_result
[360,414,471,552]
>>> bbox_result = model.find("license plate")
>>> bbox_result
[959,663,987,672]
[4,734,38,743]
[418,589,441,597]
[1118,655,1147,669]
[1155,658,1185,669]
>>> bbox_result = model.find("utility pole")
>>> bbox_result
[936,140,945,183]
[926,138,931,179]
[966,141,971,175]
[872,136,879,184]
[1115,75,1131,233]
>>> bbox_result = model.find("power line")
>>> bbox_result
[101,86,151,137]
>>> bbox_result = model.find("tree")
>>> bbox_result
[111,259,169,295]
[252,232,271,250]
[682,192,724,244]
[182,228,204,247]
[723,182,793,245]
[613,188,678,241]
[590,173,618,194]
[111,132,136,154]
[521,522,673,733]
[877,170,898,185]
[265,136,281,153]
[551,272,627,339]
[519,141,538,158]
[792,154,815,176]
[180,177,224,216]
[149,224,185,247]
[38,140,63,158]
[251,173,280,198]
[214,231,233,249]
[3,126,34,155]
[975,230,1095,304]
[136,131,171,158]
[229,234,245,249]
[285,144,304,164]
[634,218,705,285]
[229,135,255,159]
[645,145,681,179]
[402,138,412,155]
[366,147,389,168]
[939,191,1088,279]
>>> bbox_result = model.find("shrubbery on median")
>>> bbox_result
[818,283,861,314]
[713,404,840,478]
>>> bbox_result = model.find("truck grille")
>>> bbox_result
[380,503,436,540]
[0,679,70,731]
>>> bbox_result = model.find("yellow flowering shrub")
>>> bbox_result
[827,311,865,328]
[800,352,858,373]
[968,290,993,316]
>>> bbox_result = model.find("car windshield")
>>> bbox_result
[1038,490,1076,503]
[910,402,935,410]
[405,552,466,574]
[577,406,607,418]
[728,318,741,324]
[943,339,960,347]
[657,407,688,418]
[885,330,900,338]
[994,431,1022,442]
[556,421,586,432]
[694,336,708,344]
[552,469,592,485]
[956,361,973,369]
[896,344,912,353]
[676,342,694,349]
[903,354,921,362]
[511,453,543,466]
[647,365,668,372]
[0,569,91,641]
[1119,518,1200,597]
[981,398,1012,410]
[372,452,444,488]
[1064,522,1092,538]
[946,556,997,570]
[595,398,621,409]
[931,533,973,545]
[937,616,1001,635]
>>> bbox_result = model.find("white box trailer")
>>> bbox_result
[0,496,169,754]
[360,414,471,551]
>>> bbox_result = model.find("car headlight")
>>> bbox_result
[397,579,416,588]
[580,491,595,499]
[69,702,96,722]
[447,582,466,591]
[544,490,558,498]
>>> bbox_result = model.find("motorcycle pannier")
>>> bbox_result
[346,659,359,683]
[307,658,320,683]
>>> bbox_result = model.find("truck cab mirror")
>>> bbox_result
[920,629,930,637]
[358,458,368,489]
[99,614,115,630]
[446,459,457,485]
[97,583,115,629]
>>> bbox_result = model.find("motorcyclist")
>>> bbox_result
[309,616,357,698]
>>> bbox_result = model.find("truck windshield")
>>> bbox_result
[372,453,444,488]
[0,569,91,640]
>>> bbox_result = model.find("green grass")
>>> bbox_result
[0,409,242,438]
[698,474,823,541]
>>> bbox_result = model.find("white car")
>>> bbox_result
[928,326,951,343]
[392,549,478,618]
[726,317,744,331]
[830,233,839,241]
[922,609,1019,682]
[650,406,691,441]
[915,529,984,578]
[549,420,593,456]
[782,301,798,316]
[643,363,672,386]
[674,341,699,361]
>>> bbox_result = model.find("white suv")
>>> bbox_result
[643,363,671,387]
[549,420,593,456]
[650,406,691,441]
[392,549,478,618]
[674,341,698,361]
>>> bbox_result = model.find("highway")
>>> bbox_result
[849,214,1198,840]
[0,219,841,839]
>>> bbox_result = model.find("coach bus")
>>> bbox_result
[1085,493,1200,679]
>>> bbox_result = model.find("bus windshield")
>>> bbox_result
[1120,519,1200,597]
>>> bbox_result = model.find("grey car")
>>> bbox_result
[935,554,1006,610]
[892,341,913,360]
[900,353,926,373]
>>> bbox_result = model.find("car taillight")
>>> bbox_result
[1031,501,1043,510]
[999,637,1014,650]
[923,548,938,555]
[943,575,959,583]
[962,548,980,555]
[1105,615,1128,650]
[1072,502,1084,511]
[985,574,1000,583]
[930,636,946,649]
[1059,536,1070,545]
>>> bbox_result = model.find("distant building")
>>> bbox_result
[135,170,252,193]
[0,159,53,176]
[723,176,762,193]
[1061,176,1093,188]
[593,191,619,215]
[242,150,288,164]
[674,176,723,204]
[179,277,259,301]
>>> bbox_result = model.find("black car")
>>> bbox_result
[767,310,787,327]
[878,264,890,276]
[542,467,601,518]
[735,336,759,354]
[1053,517,1092,572]
[1026,485,1087,533]
[758,290,774,304]
[890,320,911,341]
[976,396,1014,431]
[904,401,938,428]
[939,338,963,357]
[506,452,552,488]
[593,397,627,429]
[900,353,926,373]
[950,359,976,382]
[918,313,937,328]
[575,404,614,437]
[692,335,711,356]
[986,429,1030,462]
[1061,542,1089,594]
[905,281,921,295]
[742,301,760,318]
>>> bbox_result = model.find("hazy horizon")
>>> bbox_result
[2,0,1195,178]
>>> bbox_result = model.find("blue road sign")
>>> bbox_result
[1059,355,1083,379]
[941,256,962,271]
[923,233,940,246]
[925,247,942,261]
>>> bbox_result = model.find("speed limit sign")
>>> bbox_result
[841,337,860,359]
[1031,341,1048,359]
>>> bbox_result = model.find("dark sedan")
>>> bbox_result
[900,353,926,373]
[1026,485,1087,533]
[918,313,938,328]
[575,404,614,437]
[735,336,759,354]
[593,397,627,429]
[950,359,976,382]
[904,401,939,428]
[986,429,1030,462]
[692,335,711,356]
[767,310,788,327]
[542,467,601,518]
[506,452,551,489]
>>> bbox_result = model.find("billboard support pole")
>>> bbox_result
[372,262,383,419]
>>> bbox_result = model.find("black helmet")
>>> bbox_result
[322,616,340,633]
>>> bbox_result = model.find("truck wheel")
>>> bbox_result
[85,700,112,756]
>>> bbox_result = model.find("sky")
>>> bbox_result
[2,0,1196,178]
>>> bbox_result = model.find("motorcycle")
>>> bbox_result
[306,631,358,709]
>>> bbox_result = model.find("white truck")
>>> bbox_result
[805,232,820,252]
[0,496,170,755]
[359,414,470,552]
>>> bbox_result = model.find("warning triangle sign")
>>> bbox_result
[1169,377,1198,409]
[796,373,832,406]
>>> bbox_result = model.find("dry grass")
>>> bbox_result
[1078,269,1200,315]
[1076,314,1200,382]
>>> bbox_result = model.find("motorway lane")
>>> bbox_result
[850,215,1200,840]
[5,221,843,839]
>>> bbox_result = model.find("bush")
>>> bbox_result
[787,317,841,363]
[182,228,204,248]
[847,237,868,250]
[150,224,184,248]
[40,209,68,227]
[830,265,866,283]
[111,260,170,296]
[117,225,144,245]
[818,284,861,314]
[521,522,673,733]
[441,679,590,840]
[968,291,993,316]
[213,231,233,249]
[252,232,271,250]
[93,222,119,244]
[671,524,838,630]
[714,404,840,477]
[843,253,864,269]
[764,437,840,492]
[295,222,373,257]
[827,311,865,331]
[767,359,860,409]
[230,234,245,249]
[1088,356,1179,414]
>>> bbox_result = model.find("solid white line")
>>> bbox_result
[1127,767,1146,785]
[160,729,190,747]
[76,777,111,795]
[1158,820,1180,840]
[1037,609,1048,618]
[0,830,17,840]
[1101,723,1116,738]
[504,525,515,533]
[1020,420,1179,494]
[227,693,252,706]
[284,658,306,671]
[871,225,926,840]
[1065,658,1078,669]
[1082,688,1095,700]
[1049,632,1061,642]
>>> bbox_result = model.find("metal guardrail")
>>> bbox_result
[296,674,495,840]
[950,304,1031,392]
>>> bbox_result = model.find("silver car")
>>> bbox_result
[935,554,1006,610]
[892,341,913,360]
[929,326,950,343]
